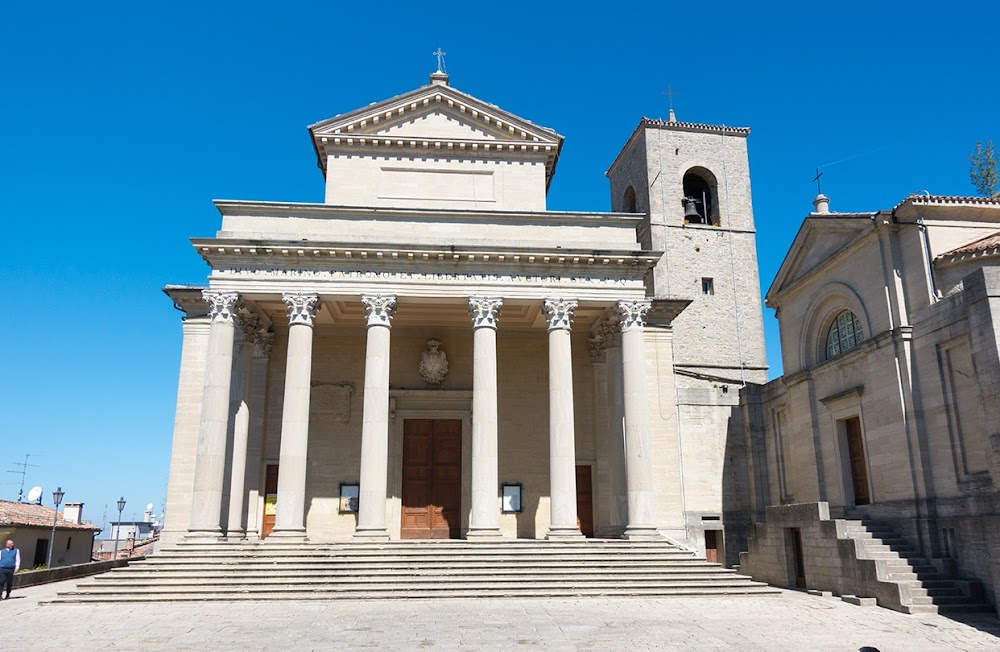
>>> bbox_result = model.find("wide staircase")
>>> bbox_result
[843,519,993,615]
[47,539,778,603]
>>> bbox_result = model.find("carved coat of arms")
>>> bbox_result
[419,338,449,385]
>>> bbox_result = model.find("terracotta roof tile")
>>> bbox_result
[640,117,751,136]
[0,499,101,531]
[937,231,1000,259]
[893,194,1000,211]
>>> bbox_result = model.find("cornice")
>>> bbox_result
[192,238,662,275]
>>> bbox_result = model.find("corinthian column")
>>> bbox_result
[617,299,660,540]
[225,313,259,539]
[354,294,397,541]
[269,292,321,540]
[544,298,584,540]
[466,297,503,539]
[188,290,241,540]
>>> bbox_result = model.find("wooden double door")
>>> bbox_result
[401,419,462,539]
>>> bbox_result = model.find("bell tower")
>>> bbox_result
[606,114,768,555]
[607,115,766,381]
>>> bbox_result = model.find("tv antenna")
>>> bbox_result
[7,453,38,502]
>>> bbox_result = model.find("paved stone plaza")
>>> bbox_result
[3,579,998,651]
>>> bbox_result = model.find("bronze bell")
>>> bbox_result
[683,196,702,221]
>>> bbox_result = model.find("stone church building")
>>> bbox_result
[739,193,1000,610]
[160,69,766,558]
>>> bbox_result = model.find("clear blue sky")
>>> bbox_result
[2,1,996,527]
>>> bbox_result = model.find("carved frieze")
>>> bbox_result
[282,293,321,326]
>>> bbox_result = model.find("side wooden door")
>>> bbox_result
[261,464,278,539]
[576,464,594,538]
[844,417,871,505]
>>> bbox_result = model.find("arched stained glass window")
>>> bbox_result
[826,310,865,359]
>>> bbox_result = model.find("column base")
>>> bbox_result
[352,528,390,542]
[465,528,503,541]
[621,526,662,541]
[224,529,247,541]
[265,528,308,541]
[546,527,585,541]
[185,528,225,543]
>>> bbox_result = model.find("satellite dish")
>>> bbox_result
[26,486,43,503]
[146,503,154,512]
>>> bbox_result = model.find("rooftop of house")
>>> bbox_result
[0,499,101,531]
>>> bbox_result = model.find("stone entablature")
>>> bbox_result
[213,201,645,250]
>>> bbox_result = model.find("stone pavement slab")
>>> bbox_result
[3,578,998,651]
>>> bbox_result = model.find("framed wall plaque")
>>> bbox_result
[501,483,522,513]
[339,483,359,514]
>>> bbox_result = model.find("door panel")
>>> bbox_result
[401,419,462,539]
[261,464,278,539]
[576,464,594,538]
[845,417,870,505]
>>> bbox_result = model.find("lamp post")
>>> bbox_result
[113,497,126,560]
[46,487,64,568]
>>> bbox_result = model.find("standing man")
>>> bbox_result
[0,539,20,600]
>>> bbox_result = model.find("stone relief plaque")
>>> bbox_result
[419,338,449,385]
[311,382,355,424]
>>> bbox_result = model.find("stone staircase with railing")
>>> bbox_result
[45,539,779,603]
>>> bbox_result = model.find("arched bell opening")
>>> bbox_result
[682,168,719,225]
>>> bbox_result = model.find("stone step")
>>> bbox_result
[85,574,744,587]
[96,564,732,578]
[51,541,770,604]
[46,584,781,604]
[936,603,996,614]
[142,552,700,562]
[75,575,761,591]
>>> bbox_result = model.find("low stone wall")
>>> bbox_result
[13,558,139,588]
[738,502,915,612]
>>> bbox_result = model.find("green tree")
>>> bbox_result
[969,140,998,197]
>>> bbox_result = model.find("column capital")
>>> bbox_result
[469,297,503,329]
[203,290,241,325]
[616,299,652,332]
[588,337,607,363]
[235,313,261,343]
[282,293,321,326]
[253,329,274,359]
[600,316,623,347]
[542,298,578,331]
[361,294,397,328]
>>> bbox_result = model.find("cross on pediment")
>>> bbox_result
[433,48,447,73]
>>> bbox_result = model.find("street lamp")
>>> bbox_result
[46,487,64,568]
[113,497,126,560]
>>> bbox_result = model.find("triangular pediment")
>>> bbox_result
[309,81,564,185]
[766,215,874,304]
[310,82,562,145]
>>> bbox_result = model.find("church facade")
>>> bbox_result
[160,71,767,560]
[743,193,1000,608]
